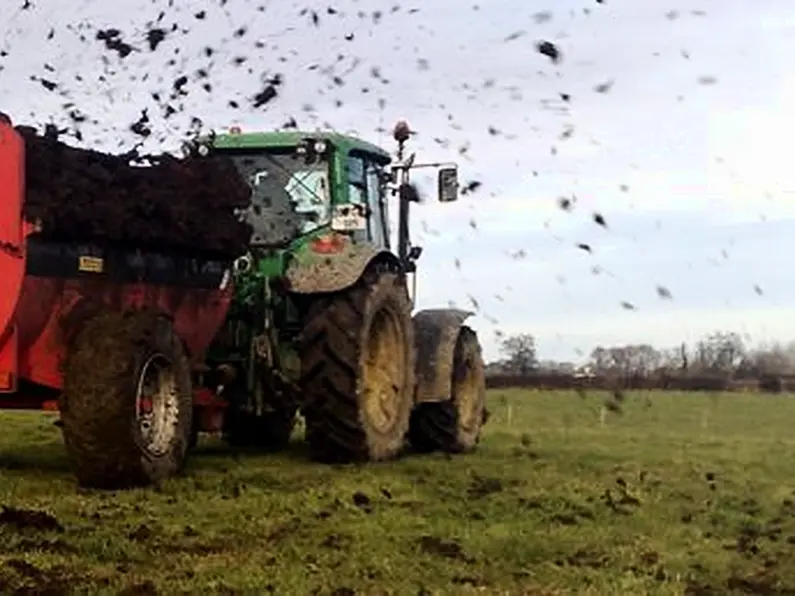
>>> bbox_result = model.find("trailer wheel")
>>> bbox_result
[59,311,193,489]
[408,327,487,453]
[299,271,415,463]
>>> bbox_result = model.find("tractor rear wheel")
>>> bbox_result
[408,327,487,453]
[298,271,414,463]
[59,311,193,489]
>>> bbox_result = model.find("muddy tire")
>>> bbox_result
[408,327,487,453]
[59,311,193,489]
[298,271,415,463]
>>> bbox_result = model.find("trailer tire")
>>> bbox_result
[298,271,414,463]
[59,311,193,489]
[408,327,487,453]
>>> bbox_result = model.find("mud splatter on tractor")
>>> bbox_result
[0,116,488,489]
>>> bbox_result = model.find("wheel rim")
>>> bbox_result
[361,306,406,435]
[135,353,180,457]
[452,350,483,436]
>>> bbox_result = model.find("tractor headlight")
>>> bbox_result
[197,143,210,156]
[314,140,327,154]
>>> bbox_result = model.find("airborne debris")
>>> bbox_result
[37,78,58,92]
[656,286,673,300]
[95,28,134,58]
[557,196,575,211]
[594,80,614,94]
[504,31,526,42]
[535,40,561,63]
[253,75,283,108]
[145,27,167,51]
[129,110,151,137]
[461,181,482,195]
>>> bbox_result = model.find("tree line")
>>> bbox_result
[488,331,795,391]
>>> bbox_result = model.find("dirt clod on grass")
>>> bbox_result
[17,126,252,257]
[0,505,63,532]
[0,558,76,595]
[418,535,473,562]
[352,490,372,512]
[467,473,503,498]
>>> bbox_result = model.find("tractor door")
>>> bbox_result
[347,153,390,250]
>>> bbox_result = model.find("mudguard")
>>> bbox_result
[413,308,474,403]
[285,241,401,294]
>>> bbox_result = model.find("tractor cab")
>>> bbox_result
[192,125,460,256]
[193,129,392,250]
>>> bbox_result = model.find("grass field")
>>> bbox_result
[1,389,795,595]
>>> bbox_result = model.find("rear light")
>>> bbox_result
[309,234,347,254]
[0,371,13,392]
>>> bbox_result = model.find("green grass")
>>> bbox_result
[1,390,795,595]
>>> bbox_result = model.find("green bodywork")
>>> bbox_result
[202,130,396,405]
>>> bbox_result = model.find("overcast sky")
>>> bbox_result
[1,0,793,362]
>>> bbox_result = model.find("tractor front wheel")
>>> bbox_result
[298,271,415,463]
[408,327,487,453]
[60,311,193,489]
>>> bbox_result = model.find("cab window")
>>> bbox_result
[347,154,389,248]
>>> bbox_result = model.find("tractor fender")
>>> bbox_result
[285,242,401,294]
[413,308,474,404]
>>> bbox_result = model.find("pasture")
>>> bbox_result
[0,389,794,595]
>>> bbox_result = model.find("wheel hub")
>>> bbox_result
[135,354,180,457]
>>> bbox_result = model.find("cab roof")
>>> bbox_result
[211,130,392,165]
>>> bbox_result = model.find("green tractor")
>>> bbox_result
[197,120,488,462]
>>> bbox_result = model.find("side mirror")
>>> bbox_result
[438,167,458,203]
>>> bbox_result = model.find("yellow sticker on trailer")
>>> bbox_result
[78,256,104,273]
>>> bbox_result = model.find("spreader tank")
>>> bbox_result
[0,119,234,403]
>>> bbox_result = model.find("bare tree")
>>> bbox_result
[693,331,745,376]
[589,344,661,377]
[744,341,795,376]
[589,346,610,374]
[659,344,688,374]
[500,333,538,375]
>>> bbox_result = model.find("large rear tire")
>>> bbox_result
[298,271,415,463]
[59,311,193,489]
[408,327,487,453]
